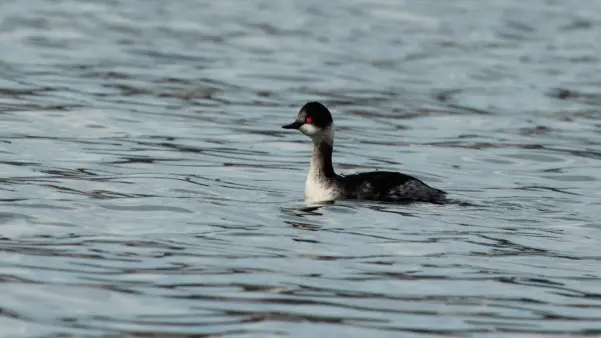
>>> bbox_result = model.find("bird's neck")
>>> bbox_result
[309,135,335,179]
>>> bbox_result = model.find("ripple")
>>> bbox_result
[1,0,601,337]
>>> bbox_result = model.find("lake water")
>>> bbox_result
[1,0,601,337]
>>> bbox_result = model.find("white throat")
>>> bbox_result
[299,124,334,145]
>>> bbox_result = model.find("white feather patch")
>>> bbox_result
[299,123,320,137]
[304,175,337,202]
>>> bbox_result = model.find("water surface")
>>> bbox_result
[1,0,601,337]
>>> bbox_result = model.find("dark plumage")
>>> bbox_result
[337,171,446,203]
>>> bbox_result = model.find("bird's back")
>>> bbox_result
[337,171,446,203]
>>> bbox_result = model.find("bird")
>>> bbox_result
[281,101,446,204]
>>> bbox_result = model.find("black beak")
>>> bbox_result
[281,121,303,129]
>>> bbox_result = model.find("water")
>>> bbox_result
[1,0,601,336]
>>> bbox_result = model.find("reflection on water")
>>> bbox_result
[1,0,601,336]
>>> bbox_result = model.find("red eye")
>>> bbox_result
[306,116,313,124]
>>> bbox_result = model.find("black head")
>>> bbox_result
[281,102,334,138]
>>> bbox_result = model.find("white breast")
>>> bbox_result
[305,166,336,202]
[305,175,337,203]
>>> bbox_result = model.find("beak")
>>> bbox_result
[281,121,303,129]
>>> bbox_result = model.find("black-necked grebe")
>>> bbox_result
[282,101,446,204]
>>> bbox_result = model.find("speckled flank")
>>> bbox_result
[337,171,446,203]
[386,180,444,202]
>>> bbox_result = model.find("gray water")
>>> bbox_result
[1,0,601,337]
